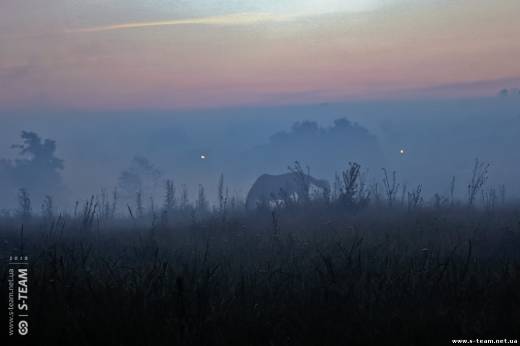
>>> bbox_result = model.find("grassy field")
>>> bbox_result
[2,195,520,345]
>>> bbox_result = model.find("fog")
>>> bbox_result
[0,95,519,210]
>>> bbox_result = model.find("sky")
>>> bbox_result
[1,0,519,111]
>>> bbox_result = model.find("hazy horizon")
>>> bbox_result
[1,96,519,210]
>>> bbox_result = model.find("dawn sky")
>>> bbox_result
[1,0,519,110]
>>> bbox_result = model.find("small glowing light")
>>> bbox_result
[200,154,207,160]
[400,149,405,155]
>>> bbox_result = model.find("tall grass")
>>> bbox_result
[1,165,519,345]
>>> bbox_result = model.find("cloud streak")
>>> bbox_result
[69,12,298,33]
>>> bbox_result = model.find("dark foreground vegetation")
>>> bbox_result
[2,163,520,345]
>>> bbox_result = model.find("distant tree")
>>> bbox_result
[118,171,142,197]
[118,156,161,200]
[0,131,65,204]
[259,118,383,180]
[328,117,372,138]
[498,89,509,97]
[12,131,64,169]
[291,121,320,136]
[332,117,352,129]
[269,118,376,145]
[270,121,320,144]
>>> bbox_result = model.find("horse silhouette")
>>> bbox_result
[246,172,330,209]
